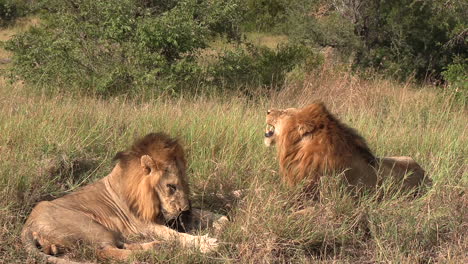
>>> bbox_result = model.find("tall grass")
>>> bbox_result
[0,65,466,263]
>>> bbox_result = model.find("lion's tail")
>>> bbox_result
[21,228,93,264]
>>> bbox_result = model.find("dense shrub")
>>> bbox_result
[210,43,321,90]
[442,56,468,91]
[354,0,467,82]
[5,0,243,95]
[0,0,28,26]
[282,0,467,82]
[7,0,464,93]
[243,0,287,32]
[285,1,361,58]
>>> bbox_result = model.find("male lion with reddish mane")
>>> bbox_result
[22,133,221,263]
[264,103,429,192]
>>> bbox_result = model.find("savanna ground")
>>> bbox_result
[0,18,467,264]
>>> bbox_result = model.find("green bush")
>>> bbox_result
[442,56,468,91]
[5,0,243,95]
[353,0,467,81]
[286,3,361,58]
[0,0,27,26]
[281,0,467,82]
[210,43,320,90]
[243,0,287,32]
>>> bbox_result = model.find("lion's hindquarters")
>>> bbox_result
[343,160,378,188]
[24,201,122,252]
[378,156,429,190]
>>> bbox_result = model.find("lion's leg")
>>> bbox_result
[28,202,124,250]
[145,224,218,253]
[123,241,161,250]
[32,231,61,255]
[95,241,161,261]
[98,241,161,260]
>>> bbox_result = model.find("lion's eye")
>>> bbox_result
[167,184,176,194]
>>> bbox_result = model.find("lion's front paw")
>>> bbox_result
[193,234,218,253]
[213,216,229,233]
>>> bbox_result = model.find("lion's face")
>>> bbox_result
[140,155,190,222]
[264,108,299,146]
[156,162,190,221]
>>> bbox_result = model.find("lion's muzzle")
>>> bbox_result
[265,124,275,138]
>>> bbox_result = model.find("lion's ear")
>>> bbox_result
[297,122,316,137]
[140,155,157,175]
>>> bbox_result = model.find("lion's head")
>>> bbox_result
[264,108,299,147]
[264,103,377,187]
[114,133,191,223]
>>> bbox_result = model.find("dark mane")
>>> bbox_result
[337,120,377,165]
[114,132,185,169]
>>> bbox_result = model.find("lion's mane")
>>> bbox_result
[273,103,378,187]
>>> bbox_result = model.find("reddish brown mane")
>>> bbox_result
[276,103,376,186]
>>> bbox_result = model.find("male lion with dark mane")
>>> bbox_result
[264,102,429,192]
[22,133,223,264]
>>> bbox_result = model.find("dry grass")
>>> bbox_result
[0,69,466,263]
[0,17,39,42]
[197,32,289,66]
[245,32,289,49]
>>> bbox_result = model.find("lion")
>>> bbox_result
[264,103,429,192]
[22,133,224,264]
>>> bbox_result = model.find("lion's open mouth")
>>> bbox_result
[265,124,275,138]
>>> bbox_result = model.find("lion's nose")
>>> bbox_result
[265,131,274,138]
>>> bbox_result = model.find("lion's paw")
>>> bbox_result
[213,216,229,233]
[194,234,218,253]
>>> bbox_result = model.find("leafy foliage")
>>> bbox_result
[5,0,243,94]
[210,43,320,90]
[286,1,361,57]
[353,0,467,81]
[5,0,466,94]
[442,55,468,91]
[0,0,27,26]
[243,0,287,31]
[265,0,467,83]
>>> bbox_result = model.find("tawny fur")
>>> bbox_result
[22,133,217,263]
[265,103,429,191]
